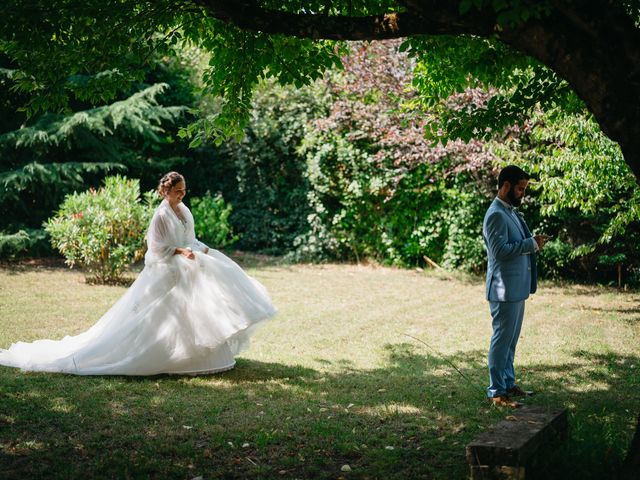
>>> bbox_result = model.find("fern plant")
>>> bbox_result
[0,83,188,258]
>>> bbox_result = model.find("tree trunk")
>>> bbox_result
[499,1,640,180]
[624,414,640,477]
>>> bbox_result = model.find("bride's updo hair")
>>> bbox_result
[157,171,185,197]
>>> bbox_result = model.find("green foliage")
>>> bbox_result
[536,238,574,279]
[45,176,155,284]
[490,107,640,283]
[1,4,639,287]
[287,41,495,271]
[1,1,347,147]
[297,129,386,262]
[376,164,448,267]
[297,134,491,271]
[0,0,183,115]
[0,229,49,259]
[182,25,345,146]
[438,182,488,272]
[398,25,640,283]
[404,35,575,147]
[200,38,639,285]
[190,192,238,249]
[403,36,527,107]
[0,0,637,174]
[0,69,193,259]
[189,78,327,255]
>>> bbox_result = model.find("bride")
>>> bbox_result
[0,172,277,375]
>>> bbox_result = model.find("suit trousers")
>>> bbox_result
[487,300,525,398]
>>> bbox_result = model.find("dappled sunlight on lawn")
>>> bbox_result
[1,262,639,479]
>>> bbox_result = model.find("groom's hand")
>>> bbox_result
[534,235,552,249]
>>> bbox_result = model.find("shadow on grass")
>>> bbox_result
[1,346,638,479]
[227,251,298,271]
[552,283,640,297]
[578,306,640,325]
[0,253,290,283]
[0,258,141,286]
[427,269,484,286]
[0,257,68,275]
[517,350,640,479]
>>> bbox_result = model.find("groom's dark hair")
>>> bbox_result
[498,165,530,188]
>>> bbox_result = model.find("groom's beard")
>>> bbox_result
[508,186,523,207]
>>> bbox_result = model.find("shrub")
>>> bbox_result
[190,191,239,249]
[0,229,51,259]
[45,176,155,284]
[211,79,322,254]
[537,238,574,280]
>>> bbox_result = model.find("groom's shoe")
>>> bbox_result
[489,395,522,408]
[507,386,534,398]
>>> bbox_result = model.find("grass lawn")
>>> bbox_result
[1,255,639,479]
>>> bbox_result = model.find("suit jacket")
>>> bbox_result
[483,198,538,302]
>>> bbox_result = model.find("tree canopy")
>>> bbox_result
[2,1,640,178]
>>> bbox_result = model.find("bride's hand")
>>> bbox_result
[179,248,195,260]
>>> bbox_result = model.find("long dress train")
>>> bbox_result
[0,199,277,375]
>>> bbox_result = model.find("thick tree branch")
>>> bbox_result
[626,414,640,473]
[195,0,495,40]
[498,1,640,179]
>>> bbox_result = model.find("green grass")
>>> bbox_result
[1,256,639,479]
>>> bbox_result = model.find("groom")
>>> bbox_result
[482,165,550,408]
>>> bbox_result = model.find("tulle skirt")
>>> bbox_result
[0,250,276,375]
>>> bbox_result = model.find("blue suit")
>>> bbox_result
[482,198,538,398]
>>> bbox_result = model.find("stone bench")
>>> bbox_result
[466,406,568,479]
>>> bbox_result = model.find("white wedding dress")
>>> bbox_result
[0,199,277,375]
